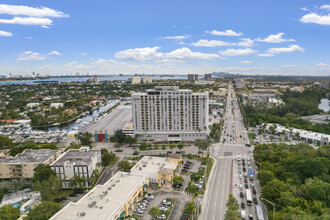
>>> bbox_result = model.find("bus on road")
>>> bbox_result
[249,168,254,181]
[246,189,252,206]
[255,205,264,220]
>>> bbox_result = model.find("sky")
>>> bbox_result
[0,0,330,76]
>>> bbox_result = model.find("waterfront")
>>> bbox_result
[0,75,187,85]
[319,98,330,112]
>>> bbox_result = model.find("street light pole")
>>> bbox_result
[255,161,262,172]
[261,197,275,220]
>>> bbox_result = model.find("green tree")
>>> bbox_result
[262,179,286,202]
[118,160,134,172]
[173,175,183,185]
[101,148,111,166]
[33,175,62,201]
[185,181,197,201]
[257,170,275,187]
[177,142,184,150]
[148,207,162,219]
[23,202,61,220]
[32,164,56,183]
[77,132,92,145]
[182,201,196,216]
[224,194,240,220]
[0,205,19,220]
[0,135,14,149]
[195,139,210,153]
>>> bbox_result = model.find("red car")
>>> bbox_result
[244,178,248,183]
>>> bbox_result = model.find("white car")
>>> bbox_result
[239,174,242,179]
[135,208,144,214]
[157,214,166,219]
[159,206,169,212]
[162,200,172,206]
[239,184,243,190]
[146,193,154,199]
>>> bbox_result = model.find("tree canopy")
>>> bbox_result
[23,202,61,220]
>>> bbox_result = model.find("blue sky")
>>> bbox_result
[0,0,330,75]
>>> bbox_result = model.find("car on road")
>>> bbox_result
[239,174,242,179]
[245,144,251,147]
[248,214,253,220]
[252,188,257,194]
[250,183,255,188]
[253,198,258,204]
[240,192,244,198]
[245,183,248,189]
[241,202,245,209]
[244,178,248,183]
[239,184,243,190]
[243,167,246,172]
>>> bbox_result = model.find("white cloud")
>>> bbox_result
[0,30,12,37]
[0,16,53,28]
[300,7,309,11]
[0,4,68,17]
[320,5,330,10]
[166,47,219,60]
[49,51,61,56]
[257,53,275,57]
[255,33,295,43]
[80,52,88,56]
[281,64,296,68]
[237,38,254,47]
[300,12,330,25]
[206,29,243,36]
[178,42,185,45]
[115,46,220,61]
[115,46,165,61]
[219,48,256,56]
[240,60,252,64]
[267,45,304,54]
[191,39,233,47]
[17,51,46,61]
[160,35,189,40]
[316,63,330,66]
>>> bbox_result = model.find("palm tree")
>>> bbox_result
[184,181,197,201]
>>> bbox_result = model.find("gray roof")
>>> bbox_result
[0,150,59,164]
[51,149,99,166]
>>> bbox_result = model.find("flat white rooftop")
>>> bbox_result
[50,172,148,220]
[131,156,178,177]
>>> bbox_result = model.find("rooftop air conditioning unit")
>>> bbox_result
[80,212,86,216]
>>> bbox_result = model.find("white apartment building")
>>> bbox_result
[50,147,101,188]
[132,86,209,142]
[131,77,141,84]
[143,76,152,84]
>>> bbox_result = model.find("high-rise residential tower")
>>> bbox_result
[132,86,209,142]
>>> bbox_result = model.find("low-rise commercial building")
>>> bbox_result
[194,80,214,85]
[0,149,61,179]
[50,147,101,188]
[130,155,182,187]
[50,172,149,220]
[50,103,64,109]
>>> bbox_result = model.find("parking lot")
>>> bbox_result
[131,158,204,220]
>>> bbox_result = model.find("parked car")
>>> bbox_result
[135,208,144,214]
[157,214,166,219]
[146,193,154,199]
[162,200,172,206]
[159,206,169,212]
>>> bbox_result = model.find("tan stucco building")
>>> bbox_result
[0,149,61,179]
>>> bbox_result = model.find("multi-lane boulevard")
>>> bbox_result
[202,83,257,220]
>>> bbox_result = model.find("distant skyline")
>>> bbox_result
[0,0,330,76]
